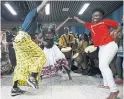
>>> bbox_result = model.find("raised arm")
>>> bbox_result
[74,16,85,25]
[37,0,48,13]
[55,17,72,32]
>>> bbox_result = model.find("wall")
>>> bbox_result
[106,6,123,23]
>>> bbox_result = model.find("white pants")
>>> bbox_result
[99,41,118,92]
[43,44,65,67]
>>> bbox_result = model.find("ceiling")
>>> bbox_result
[1,1,123,24]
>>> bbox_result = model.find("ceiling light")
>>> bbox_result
[45,3,50,15]
[62,8,69,11]
[4,3,17,15]
[78,3,90,15]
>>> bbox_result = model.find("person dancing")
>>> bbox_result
[11,0,48,96]
[74,8,122,99]
[38,17,72,80]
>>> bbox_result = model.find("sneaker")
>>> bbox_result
[11,87,25,96]
[27,77,38,89]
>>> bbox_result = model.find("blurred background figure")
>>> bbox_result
[1,31,12,75]
[6,28,17,74]
[114,15,123,84]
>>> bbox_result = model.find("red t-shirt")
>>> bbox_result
[84,19,119,46]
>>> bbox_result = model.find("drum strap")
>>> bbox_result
[63,34,69,46]
[69,35,71,42]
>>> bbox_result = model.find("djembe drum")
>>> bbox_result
[61,47,72,59]
[72,53,84,65]
[84,45,99,67]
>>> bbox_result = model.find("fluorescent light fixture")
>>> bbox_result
[62,8,69,11]
[45,3,50,15]
[78,3,90,15]
[4,3,17,15]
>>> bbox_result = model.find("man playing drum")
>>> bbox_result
[72,34,89,74]
[59,28,76,67]
[59,28,75,49]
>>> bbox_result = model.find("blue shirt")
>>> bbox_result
[21,8,38,35]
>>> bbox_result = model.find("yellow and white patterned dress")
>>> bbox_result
[13,31,46,86]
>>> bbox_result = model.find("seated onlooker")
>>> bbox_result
[1,31,12,75]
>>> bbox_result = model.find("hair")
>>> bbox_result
[79,34,89,43]
[92,8,105,15]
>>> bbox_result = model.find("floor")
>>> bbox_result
[1,72,123,99]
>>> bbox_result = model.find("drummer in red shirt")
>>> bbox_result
[74,8,122,99]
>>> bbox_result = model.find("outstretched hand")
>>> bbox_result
[73,16,85,24]
[66,16,79,21]
[67,17,73,20]
[74,16,79,20]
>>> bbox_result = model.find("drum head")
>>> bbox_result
[61,47,72,52]
[72,53,79,59]
[84,45,97,53]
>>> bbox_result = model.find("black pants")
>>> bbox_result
[8,46,16,68]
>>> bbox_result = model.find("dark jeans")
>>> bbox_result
[8,46,16,68]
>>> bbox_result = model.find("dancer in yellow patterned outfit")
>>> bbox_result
[11,0,48,96]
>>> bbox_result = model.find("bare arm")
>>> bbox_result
[37,0,49,13]
[74,16,85,25]
[115,24,123,33]
[110,24,123,38]
[55,17,72,32]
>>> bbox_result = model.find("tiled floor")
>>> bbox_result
[1,72,123,99]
